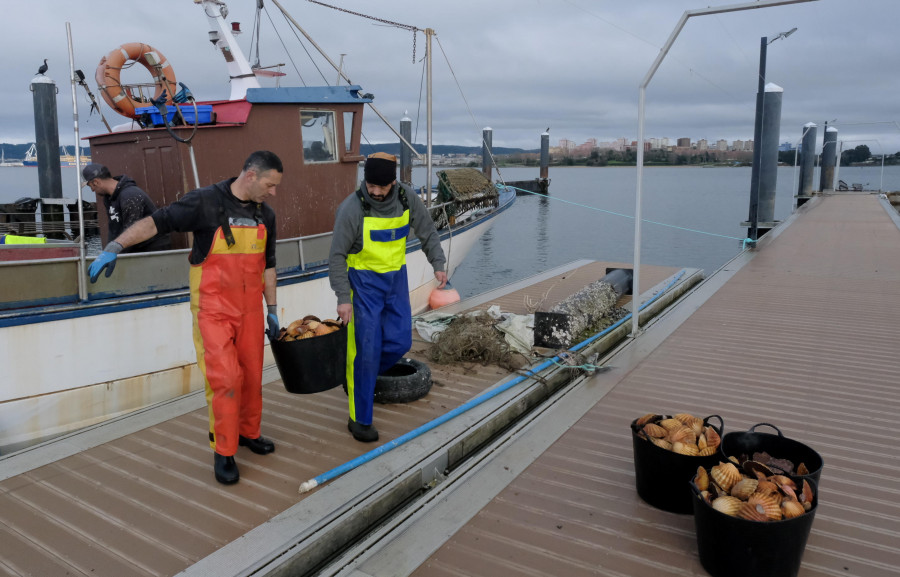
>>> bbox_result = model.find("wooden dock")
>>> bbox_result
[2,191,899,576]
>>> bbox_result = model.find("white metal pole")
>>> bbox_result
[629,0,817,338]
[426,28,434,207]
[66,22,87,301]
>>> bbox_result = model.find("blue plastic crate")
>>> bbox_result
[135,105,213,127]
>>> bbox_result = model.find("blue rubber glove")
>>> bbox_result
[88,242,123,283]
[266,306,279,340]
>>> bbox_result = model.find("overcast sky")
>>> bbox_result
[2,0,898,154]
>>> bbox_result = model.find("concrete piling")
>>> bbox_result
[797,122,817,204]
[481,127,493,181]
[30,74,64,238]
[820,126,838,192]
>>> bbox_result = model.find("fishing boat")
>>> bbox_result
[21,144,91,167]
[0,0,514,453]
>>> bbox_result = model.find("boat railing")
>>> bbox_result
[0,232,335,316]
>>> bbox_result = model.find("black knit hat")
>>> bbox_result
[82,163,110,182]
[364,152,397,186]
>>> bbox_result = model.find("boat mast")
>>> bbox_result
[267,0,423,162]
[198,0,261,100]
[425,28,434,206]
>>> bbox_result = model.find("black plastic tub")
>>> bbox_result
[721,423,823,486]
[631,415,724,514]
[270,328,346,394]
[691,476,818,577]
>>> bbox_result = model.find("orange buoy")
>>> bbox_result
[428,281,460,310]
[95,42,176,119]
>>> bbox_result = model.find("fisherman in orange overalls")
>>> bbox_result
[88,151,282,485]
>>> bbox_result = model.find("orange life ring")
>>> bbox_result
[95,42,176,119]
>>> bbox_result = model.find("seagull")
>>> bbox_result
[37,59,48,75]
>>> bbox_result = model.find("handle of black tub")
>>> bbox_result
[702,414,724,433]
[748,422,784,437]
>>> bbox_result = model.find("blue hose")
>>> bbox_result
[299,269,687,493]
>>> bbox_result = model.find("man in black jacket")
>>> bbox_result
[83,163,170,252]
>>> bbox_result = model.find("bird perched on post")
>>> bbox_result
[37,59,48,75]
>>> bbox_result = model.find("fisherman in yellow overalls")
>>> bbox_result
[328,153,447,442]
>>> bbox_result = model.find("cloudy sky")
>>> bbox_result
[1,0,898,154]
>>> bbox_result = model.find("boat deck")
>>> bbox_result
[0,258,681,576]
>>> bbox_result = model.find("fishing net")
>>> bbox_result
[427,310,515,369]
[430,168,500,228]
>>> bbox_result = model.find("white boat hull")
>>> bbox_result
[0,194,509,452]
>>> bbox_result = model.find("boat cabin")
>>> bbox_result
[86,86,372,249]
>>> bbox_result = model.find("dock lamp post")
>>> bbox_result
[748,27,796,242]
[630,0,816,338]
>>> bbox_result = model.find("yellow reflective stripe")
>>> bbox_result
[346,286,358,422]
[189,265,217,449]
[210,226,266,255]
[346,210,409,273]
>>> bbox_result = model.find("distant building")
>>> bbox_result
[717,139,728,151]
[697,139,708,151]
[677,137,691,148]
[778,141,794,152]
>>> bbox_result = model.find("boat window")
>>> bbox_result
[343,111,355,152]
[300,110,337,163]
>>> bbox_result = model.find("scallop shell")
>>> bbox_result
[667,426,697,445]
[782,499,805,519]
[672,441,700,456]
[797,462,810,476]
[658,418,683,431]
[748,492,782,521]
[286,319,306,336]
[698,446,718,457]
[743,460,776,480]
[302,314,321,322]
[771,475,798,492]
[635,413,661,426]
[800,479,813,505]
[730,478,759,500]
[313,323,332,336]
[674,413,705,436]
[694,466,709,492]
[755,479,780,495]
[297,331,316,339]
[306,320,321,330]
[642,423,668,438]
[703,426,721,451]
[711,495,742,516]
[649,437,672,451]
[710,462,742,493]
[736,501,769,522]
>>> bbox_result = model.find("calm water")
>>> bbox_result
[3,164,899,299]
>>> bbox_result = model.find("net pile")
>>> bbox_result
[427,311,514,369]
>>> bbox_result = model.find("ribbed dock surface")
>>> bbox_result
[405,194,900,577]
[0,260,675,577]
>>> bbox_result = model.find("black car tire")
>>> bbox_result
[342,358,433,404]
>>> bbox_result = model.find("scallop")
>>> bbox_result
[642,423,668,438]
[748,492,782,521]
[704,426,721,451]
[672,441,700,456]
[710,462,742,493]
[737,501,769,522]
[649,437,672,451]
[782,499,805,519]
[635,413,660,426]
[674,413,705,436]
[694,466,709,491]
[667,426,697,445]
[658,418,683,431]
[698,446,718,457]
[711,495,742,516]
[730,478,759,500]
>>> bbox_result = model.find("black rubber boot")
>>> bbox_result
[347,418,379,442]
[214,453,239,484]
[239,435,275,455]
